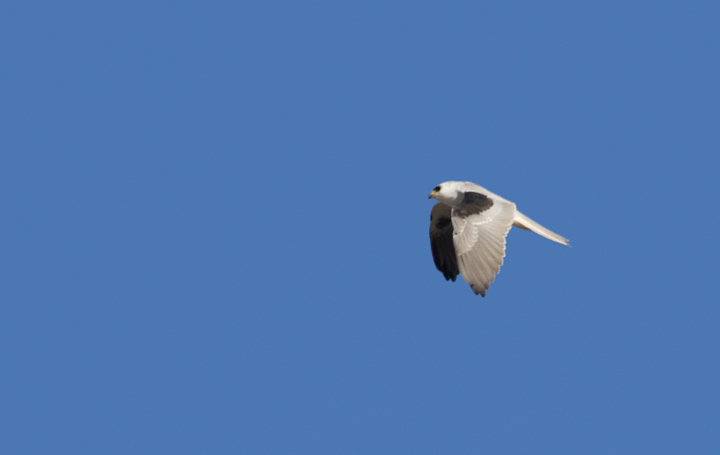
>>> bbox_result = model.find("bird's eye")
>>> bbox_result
[433,186,441,192]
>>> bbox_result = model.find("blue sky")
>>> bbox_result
[2,1,719,453]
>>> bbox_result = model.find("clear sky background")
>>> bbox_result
[3,1,719,453]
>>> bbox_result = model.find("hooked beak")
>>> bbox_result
[428,190,438,199]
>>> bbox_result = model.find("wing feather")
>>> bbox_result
[429,203,459,281]
[452,196,516,296]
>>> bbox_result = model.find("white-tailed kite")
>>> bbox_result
[429,181,569,296]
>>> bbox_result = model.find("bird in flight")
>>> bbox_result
[429,181,569,296]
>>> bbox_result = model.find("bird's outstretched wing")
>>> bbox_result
[429,202,459,281]
[452,194,517,296]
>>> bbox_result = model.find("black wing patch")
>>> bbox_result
[429,203,459,281]
[453,192,493,218]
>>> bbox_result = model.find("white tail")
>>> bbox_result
[513,210,570,246]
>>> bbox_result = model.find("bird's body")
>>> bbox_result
[429,181,569,296]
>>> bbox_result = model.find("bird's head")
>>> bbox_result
[428,181,464,206]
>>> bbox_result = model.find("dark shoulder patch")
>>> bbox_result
[434,216,452,230]
[454,192,493,218]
